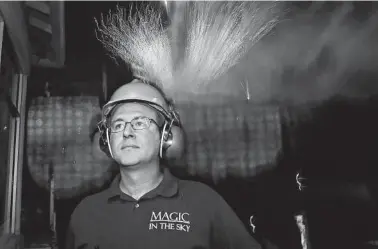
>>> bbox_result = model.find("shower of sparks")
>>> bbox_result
[296,172,306,191]
[44,81,51,97]
[295,171,309,249]
[295,214,309,249]
[240,80,251,101]
[249,215,256,233]
[95,2,282,97]
[162,0,168,13]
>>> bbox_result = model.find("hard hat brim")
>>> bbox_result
[102,99,170,120]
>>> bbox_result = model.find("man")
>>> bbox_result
[65,79,261,249]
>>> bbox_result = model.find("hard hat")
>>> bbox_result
[102,79,169,119]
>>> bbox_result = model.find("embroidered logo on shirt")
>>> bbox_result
[149,211,191,232]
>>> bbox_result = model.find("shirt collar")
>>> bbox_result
[107,168,179,202]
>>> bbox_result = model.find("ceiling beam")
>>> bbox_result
[0,2,31,74]
[31,1,65,68]
[0,13,4,67]
[29,16,52,34]
[50,1,65,67]
[25,1,51,15]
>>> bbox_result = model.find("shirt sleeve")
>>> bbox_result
[65,221,76,249]
[210,191,262,249]
[65,203,93,249]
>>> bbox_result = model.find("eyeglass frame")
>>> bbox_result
[107,116,160,133]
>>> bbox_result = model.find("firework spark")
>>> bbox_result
[95,2,282,99]
[95,5,174,88]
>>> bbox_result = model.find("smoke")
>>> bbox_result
[221,2,378,106]
[95,2,378,107]
[169,1,282,94]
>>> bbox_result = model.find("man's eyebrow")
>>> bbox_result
[111,115,144,123]
[111,118,124,123]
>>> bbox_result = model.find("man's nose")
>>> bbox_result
[123,123,135,137]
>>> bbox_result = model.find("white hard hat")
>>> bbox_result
[102,79,170,119]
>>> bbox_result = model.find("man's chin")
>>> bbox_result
[118,161,140,168]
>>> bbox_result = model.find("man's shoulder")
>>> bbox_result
[178,178,221,199]
[72,188,110,217]
[179,178,212,189]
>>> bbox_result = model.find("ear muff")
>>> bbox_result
[160,122,185,161]
[98,122,111,157]
[158,104,185,161]
[92,131,112,161]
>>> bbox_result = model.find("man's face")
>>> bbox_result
[109,103,161,167]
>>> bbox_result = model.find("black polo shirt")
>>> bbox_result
[66,168,261,249]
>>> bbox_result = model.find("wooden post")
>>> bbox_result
[0,2,31,74]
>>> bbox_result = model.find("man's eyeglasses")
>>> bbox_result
[109,116,158,133]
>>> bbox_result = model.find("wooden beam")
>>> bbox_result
[0,13,4,68]
[25,1,51,15]
[32,55,64,68]
[50,1,65,67]
[13,74,28,235]
[0,2,31,74]
[33,2,65,68]
[29,15,52,34]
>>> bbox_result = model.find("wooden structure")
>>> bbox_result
[0,1,65,242]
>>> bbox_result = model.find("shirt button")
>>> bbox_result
[135,203,140,208]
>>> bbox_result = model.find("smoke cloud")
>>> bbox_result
[213,2,378,106]
[96,2,378,107]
